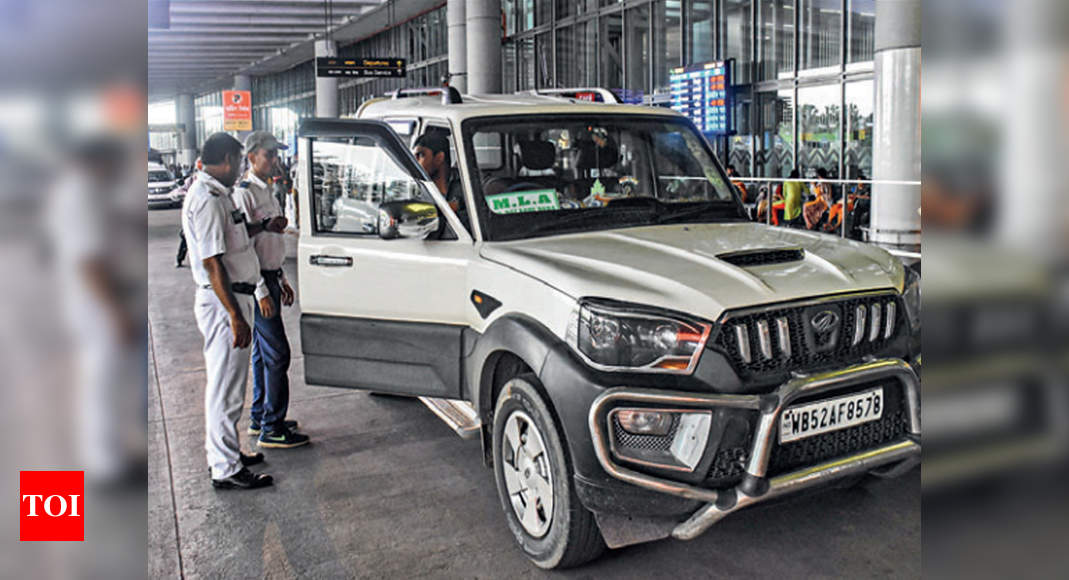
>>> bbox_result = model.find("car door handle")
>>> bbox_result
[309,254,353,267]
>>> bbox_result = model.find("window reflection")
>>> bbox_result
[722,0,753,84]
[800,0,843,75]
[688,0,714,65]
[798,84,841,176]
[758,0,795,80]
[845,80,874,178]
[601,12,623,89]
[755,88,795,178]
[848,0,876,69]
[653,1,683,93]
[626,4,651,93]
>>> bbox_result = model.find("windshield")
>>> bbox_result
[462,115,742,241]
[149,170,172,183]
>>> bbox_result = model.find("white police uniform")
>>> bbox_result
[232,170,287,276]
[182,170,268,480]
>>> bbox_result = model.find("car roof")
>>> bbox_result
[357,93,685,124]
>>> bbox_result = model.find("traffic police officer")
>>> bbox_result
[232,131,309,449]
[182,132,275,489]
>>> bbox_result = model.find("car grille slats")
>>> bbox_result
[715,295,901,380]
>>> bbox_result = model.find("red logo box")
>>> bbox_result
[19,471,84,541]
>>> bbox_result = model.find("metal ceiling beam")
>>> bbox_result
[156,26,327,35]
[170,14,351,25]
[150,36,309,44]
[149,0,417,100]
[163,25,334,34]
[169,5,372,17]
[173,0,376,5]
[167,21,339,30]
[149,60,267,65]
[149,51,271,57]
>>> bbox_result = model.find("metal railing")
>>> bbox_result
[727,177,921,240]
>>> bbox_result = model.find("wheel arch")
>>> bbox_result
[469,314,571,467]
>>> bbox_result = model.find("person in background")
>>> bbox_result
[804,168,834,230]
[725,164,749,203]
[183,132,276,489]
[781,169,805,227]
[175,158,202,267]
[231,132,307,449]
[48,136,147,486]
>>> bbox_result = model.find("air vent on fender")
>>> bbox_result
[716,248,805,267]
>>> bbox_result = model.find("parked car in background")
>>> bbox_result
[147,162,178,208]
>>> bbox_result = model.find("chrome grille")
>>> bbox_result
[715,294,901,380]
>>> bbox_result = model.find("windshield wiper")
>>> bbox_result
[520,206,658,236]
[655,201,737,224]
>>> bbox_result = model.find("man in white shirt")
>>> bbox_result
[232,131,309,449]
[182,132,276,489]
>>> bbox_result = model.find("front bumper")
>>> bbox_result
[148,191,183,207]
[587,358,921,540]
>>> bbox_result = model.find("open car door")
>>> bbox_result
[296,118,474,398]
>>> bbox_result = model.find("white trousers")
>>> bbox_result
[194,288,254,480]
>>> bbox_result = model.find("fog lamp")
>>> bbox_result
[617,409,674,436]
[610,409,712,471]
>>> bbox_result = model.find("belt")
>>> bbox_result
[200,282,256,295]
[260,269,283,278]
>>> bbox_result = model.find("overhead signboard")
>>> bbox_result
[669,59,735,136]
[222,90,252,132]
[316,57,406,78]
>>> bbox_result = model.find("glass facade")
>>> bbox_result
[190,0,876,179]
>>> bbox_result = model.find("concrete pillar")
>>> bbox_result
[176,93,197,168]
[448,0,467,92]
[232,75,253,142]
[315,40,339,118]
[466,0,501,94]
[869,0,920,249]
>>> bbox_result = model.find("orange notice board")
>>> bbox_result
[222,90,252,131]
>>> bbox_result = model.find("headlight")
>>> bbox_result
[573,299,712,373]
[902,265,921,333]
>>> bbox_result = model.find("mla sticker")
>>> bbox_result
[486,189,561,214]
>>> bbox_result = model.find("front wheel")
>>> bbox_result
[492,374,605,569]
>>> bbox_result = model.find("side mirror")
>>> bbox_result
[377,200,439,239]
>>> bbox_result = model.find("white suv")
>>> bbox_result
[295,90,921,569]
[147,162,178,208]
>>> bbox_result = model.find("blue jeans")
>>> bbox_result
[250,271,291,432]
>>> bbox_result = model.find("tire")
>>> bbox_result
[491,373,605,569]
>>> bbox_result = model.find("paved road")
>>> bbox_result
[147,207,920,579]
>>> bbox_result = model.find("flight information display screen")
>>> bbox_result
[669,60,734,136]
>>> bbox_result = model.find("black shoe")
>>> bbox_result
[248,418,298,435]
[258,427,310,449]
[211,467,273,489]
[240,452,264,466]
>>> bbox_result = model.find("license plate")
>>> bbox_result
[779,387,884,444]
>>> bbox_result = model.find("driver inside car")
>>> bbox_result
[412,131,470,238]
[412,132,463,211]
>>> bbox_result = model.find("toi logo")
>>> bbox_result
[19,471,84,541]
